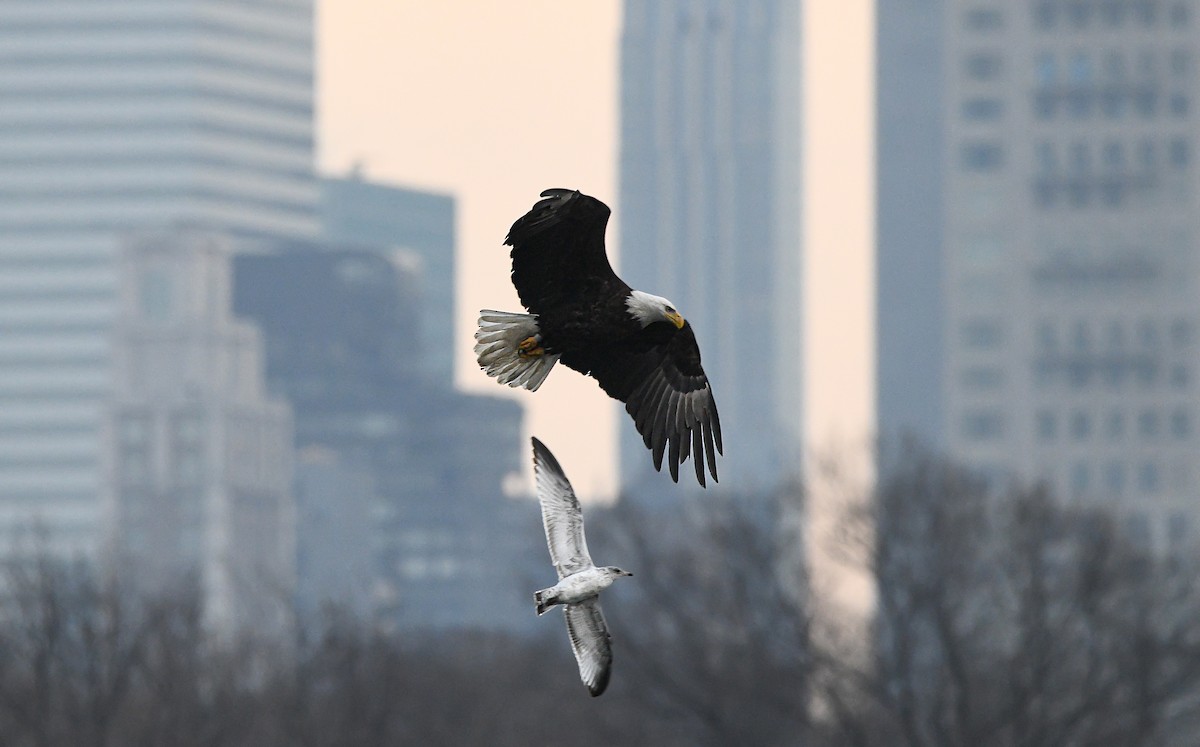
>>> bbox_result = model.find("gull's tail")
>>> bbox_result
[475,310,560,391]
[534,588,557,616]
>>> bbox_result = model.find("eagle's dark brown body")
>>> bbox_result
[503,189,722,486]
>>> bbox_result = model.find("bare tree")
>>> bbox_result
[591,485,813,746]
[815,445,1200,747]
[0,554,152,747]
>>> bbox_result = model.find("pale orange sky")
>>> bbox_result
[318,2,623,497]
[317,1,874,501]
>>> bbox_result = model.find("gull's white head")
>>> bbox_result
[625,290,685,330]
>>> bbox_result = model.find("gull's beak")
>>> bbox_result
[623,570,634,577]
[666,311,684,330]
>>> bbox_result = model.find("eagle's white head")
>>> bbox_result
[626,290,685,330]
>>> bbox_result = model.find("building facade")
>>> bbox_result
[320,175,457,383]
[876,0,947,448]
[943,0,1198,549]
[233,245,534,631]
[107,231,295,634]
[618,0,803,491]
[0,0,315,557]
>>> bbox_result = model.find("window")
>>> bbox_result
[1168,511,1189,546]
[1033,2,1057,28]
[1171,363,1190,388]
[1102,88,1127,119]
[1127,512,1152,547]
[1170,319,1193,345]
[1071,411,1092,440]
[1106,321,1126,347]
[962,319,1003,348]
[1171,408,1191,438]
[1137,462,1161,493]
[963,410,1004,440]
[1136,360,1161,387]
[1036,142,1058,173]
[1171,49,1191,77]
[1170,93,1189,116]
[1138,409,1161,437]
[1036,410,1057,440]
[962,142,1004,171]
[1102,358,1127,388]
[965,8,1004,30]
[1072,320,1092,351]
[1170,4,1190,27]
[1105,461,1127,492]
[1170,137,1189,168]
[1071,462,1091,493]
[1135,88,1157,117]
[1102,1,1128,26]
[965,52,1003,80]
[1034,91,1057,120]
[961,367,1004,390]
[1138,48,1158,77]
[1070,53,1094,83]
[139,269,173,322]
[1135,0,1157,25]
[1138,319,1160,347]
[1103,51,1127,79]
[1103,141,1125,169]
[1107,410,1126,438]
[1139,139,1157,169]
[1035,52,1058,84]
[1067,1,1091,26]
[963,98,1004,121]
[1069,142,1092,173]
[1037,321,1058,349]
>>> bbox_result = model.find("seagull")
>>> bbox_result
[531,437,633,697]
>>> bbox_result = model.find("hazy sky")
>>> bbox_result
[319,2,623,497]
[318,2,874,501]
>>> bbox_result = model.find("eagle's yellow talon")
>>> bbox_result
[518,336,545,358]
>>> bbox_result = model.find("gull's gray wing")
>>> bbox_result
[564,599,613,697]
[532,437,593,578]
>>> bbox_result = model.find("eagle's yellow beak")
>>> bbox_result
[666,310,685,330]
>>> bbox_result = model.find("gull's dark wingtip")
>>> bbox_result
[587,670,611,697]
[531,436,567,482]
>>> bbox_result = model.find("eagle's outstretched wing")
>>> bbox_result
[505,189,624,317]
[588,325,723,486]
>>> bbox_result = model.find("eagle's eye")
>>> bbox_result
[665,306,675,315]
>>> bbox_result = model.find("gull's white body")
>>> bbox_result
[541,566,620,607]
[530,437,632,697]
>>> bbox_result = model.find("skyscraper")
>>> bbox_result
[0,0,316,556]
[618,0,803,490]
[320,175,457,383]
[233,245,533,631]
[108,231,295,634]
[943,1,1198,549]
[876,0,946,447]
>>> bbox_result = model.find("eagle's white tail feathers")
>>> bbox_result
[474,310,560,391]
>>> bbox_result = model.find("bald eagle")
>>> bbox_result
[475,189,722,487]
